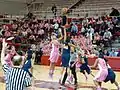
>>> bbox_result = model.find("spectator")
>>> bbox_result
[103,29,112,47]
[12,23,18,32]
[117,50,120,57]
[71,23,78,36]
[103,49,109,56]
[53,21,59,33]
[51,4,57,16]
[0,26,5,36]
[110,8,120,16]
[31,44,36,52]
[92,48,99,56]
[93,32,101,45]
[38,28,45,40]
[27,12,33,19]
[29,34,35,44]
[82,18,88,26]
[4,30,11,38]
[85,35,93,52]
[21,29,28,37]
[109,49,118,57]
[88,25,94,41]
[1,14,120,57]
[81,25,88,36]
[57,16,62,25]
[14,33,21,43]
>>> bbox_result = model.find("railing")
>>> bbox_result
[40,55,120,71]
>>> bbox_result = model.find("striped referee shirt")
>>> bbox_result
[2,64,31,90]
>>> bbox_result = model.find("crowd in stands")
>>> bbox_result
[70,16,120,57]
[0,14,120,60]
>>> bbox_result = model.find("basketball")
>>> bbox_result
[62,8,68,14]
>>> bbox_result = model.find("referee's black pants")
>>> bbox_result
[70,61,77,84]
[62,62,77,85]
[62,68,68,85]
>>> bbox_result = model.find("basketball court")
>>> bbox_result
[0,65,120,90]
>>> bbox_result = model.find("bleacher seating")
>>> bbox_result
[29,0,120,18]
[0,0,120,19]
[0,0,26,15]
[23,0,79,19]
[70,0,120,17]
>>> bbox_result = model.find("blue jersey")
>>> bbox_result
[22,59,32,77]
[61,46,70,67]
[27,49,33,60]
[79,55,90,74]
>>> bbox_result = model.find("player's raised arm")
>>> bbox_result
[1,38,7,65]
[63,27,67,42]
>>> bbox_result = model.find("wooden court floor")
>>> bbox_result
[0,65,120,90]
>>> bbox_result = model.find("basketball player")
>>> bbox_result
[104,58,120,90]
[90,54,108,90]
[49,33,63,78]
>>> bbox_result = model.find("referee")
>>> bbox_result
[1,39,32,90]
